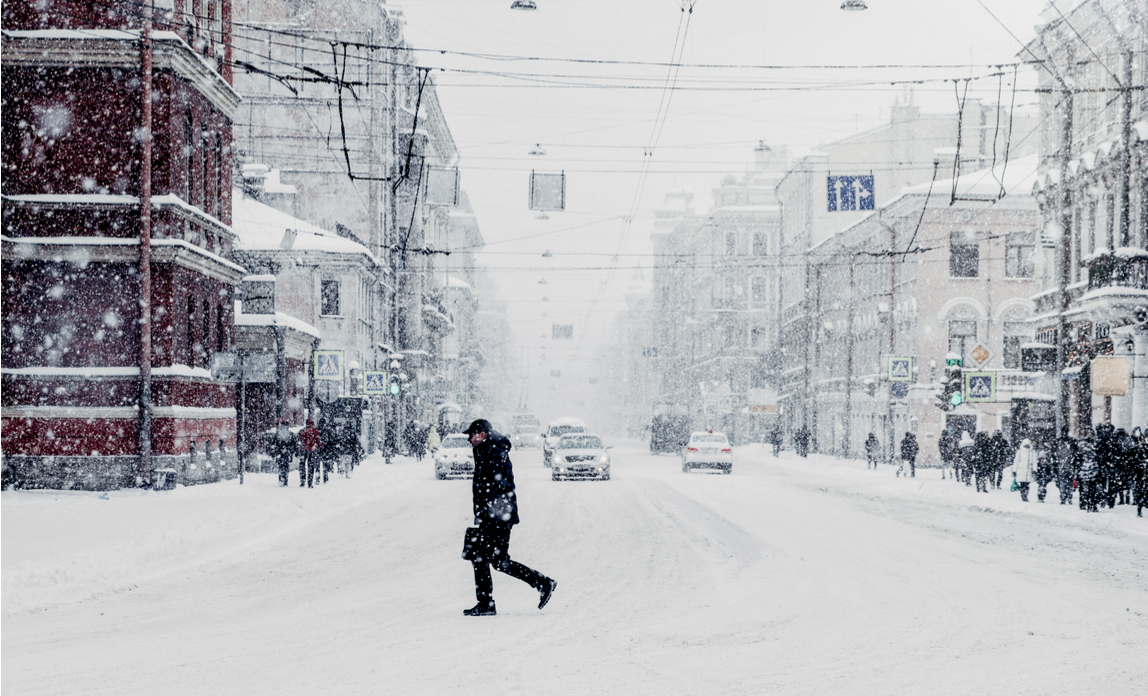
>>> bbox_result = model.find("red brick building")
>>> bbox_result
[2,1,243,489]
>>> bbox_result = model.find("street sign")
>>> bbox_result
[642,346,658,358]
[211,352,276,383]
[748,404,778,414]
[964,372,996,402]
[891,382,909,399]
[888,356,912,382]
[363,371,388,394]
[425,167,460,206]
[968,342,994,368]
[827,174,874,212]
[529,171,566,211]
[314,350,344,381]
[552,324,573,340]
[1090,356,1131,396]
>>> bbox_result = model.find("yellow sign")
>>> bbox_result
[748,405,778,414]
[1090,357,1131,396]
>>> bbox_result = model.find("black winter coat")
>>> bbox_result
[472,432,520,526]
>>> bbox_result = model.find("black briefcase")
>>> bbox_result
[462,527,484,561]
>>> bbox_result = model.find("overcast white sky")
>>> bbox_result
[396,0,1051,416]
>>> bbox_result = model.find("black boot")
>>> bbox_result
[538,578,558,610]
[464,602,496,617]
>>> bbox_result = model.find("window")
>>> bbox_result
[948,320,977,361]
[725,231,737,256]
[753,230,768,256]
[1002,320,1031,370]
[1005,232,1035,278]
[187,295,196,367]
[202,300,210,362]
[321,280,340,316]
[183,110,193,201]
[216,304,225,352]
[949,231,978,277]
[751,277,768,306]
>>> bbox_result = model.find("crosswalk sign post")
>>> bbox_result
[363,371,388,394]
[314,350,344,381]
[964,372,996,403]
[888,357,912,382]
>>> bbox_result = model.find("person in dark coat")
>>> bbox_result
[463,419,556,617]
[1130,427,1147,518]
[317,417,338,484]
[958,432,975,486]
[973,431,993,492]
[990,431,1010,489]
[1077,438,1100,512]
[864,433,880,469]
[1054,428,1077,505]
[1113,428,1134,506]
[298,418,321,488]
[794,425,811,458]
[897,432,918,478]
[272,420,295,486]
[769,427,783,458]
[937,429,954,480]
[1094,424,1118,508]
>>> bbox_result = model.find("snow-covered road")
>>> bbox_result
[4,443,1146,695]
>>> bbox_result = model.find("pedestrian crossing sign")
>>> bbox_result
[964,372,996,402]
[363,371,388,394]
[888,357,912,382]
[314,350,344,381]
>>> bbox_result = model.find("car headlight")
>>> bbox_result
[598,454,609,463]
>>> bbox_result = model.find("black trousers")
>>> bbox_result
[471,524,547,609]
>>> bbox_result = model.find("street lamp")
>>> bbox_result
[840,0,867,10]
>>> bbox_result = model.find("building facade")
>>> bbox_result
[1024,0,1148,434]
[2,0,243,489]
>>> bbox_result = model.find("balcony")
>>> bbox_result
[1086,249,1148,292]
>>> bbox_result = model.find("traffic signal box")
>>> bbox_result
[936,357,964,411]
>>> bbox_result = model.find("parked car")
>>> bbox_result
[551,433,610,481]
[682,431,732,474]
[542,417,587,467]
[434,433,474,479]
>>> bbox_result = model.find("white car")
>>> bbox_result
[682,431,733,474]
[511,425,542,449]
[542,417,587,467]
[434,434,474,479]
[551,433,610,481]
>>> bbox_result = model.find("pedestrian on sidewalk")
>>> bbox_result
[1011,438,1037,502]
[990,430,1010,489]
[427,425,441,455]
[1055,428,1077,505]
[462,419,557,617]
[897,432,918,478]
[974,431,993,492]
[865,433,880,469]
[1130,427,1146,518]
[272,420,295,487]
[795,426,811,458]
[938,428,955,480]
[298,418,321,488]
[1078,438,1100,512]
[958,432,975,487]
[769,427,783,458]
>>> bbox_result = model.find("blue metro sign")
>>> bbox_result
[827,174,874,212]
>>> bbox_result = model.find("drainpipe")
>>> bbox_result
[137,11,154,486]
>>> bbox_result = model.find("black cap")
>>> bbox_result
[463,419,491,436]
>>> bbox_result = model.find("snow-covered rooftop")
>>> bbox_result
[231,191,379,264]
[903,156,1039,199]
